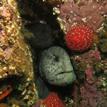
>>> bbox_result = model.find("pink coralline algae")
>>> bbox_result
[85,66,95,84]
[72,50,100,81]
[56,0,107,32]
[88,50,101,61]
[71,47,107,107]
[72,49,101,69]
[79,82,103,107]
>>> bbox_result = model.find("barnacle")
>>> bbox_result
[0,0,38,106]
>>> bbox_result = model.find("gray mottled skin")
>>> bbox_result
[39,46,76,86]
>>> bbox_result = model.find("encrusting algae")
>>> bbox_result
[0,0,38,107]
[1,0,107,107]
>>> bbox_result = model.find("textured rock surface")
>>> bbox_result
[53,0,107,32]
[0,0,38,106]
[71,48,107,107]
[43,0,65,5]
[26,23,54,49]
[27,1,107,107]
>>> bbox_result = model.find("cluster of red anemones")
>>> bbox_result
[65,25,94,52]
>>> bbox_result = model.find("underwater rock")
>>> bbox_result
[0,0,38,106]
[85,66,95,84]
[53,0,107,32]
[33,101,42,107]
[39,46,76,86]
[26,23,54,49]
[71,50,107,107]
[72,49,101,80]
[0,103,8,107]
[97,98,107,107]
[79,82,103,107]
[98,39,107,53]
[43,0,64,6]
